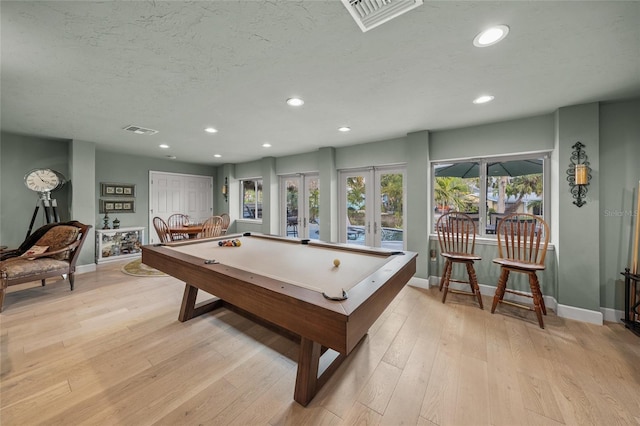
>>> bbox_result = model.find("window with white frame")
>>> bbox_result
[432,153,549,236]
[241,179,263,220]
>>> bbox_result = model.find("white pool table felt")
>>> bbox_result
[165,236,396,298]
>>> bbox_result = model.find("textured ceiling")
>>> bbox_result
[1,1,639,165]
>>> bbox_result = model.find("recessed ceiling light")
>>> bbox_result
[262,143,272,148]
[473,25,509,47]
[473,95,495,104]
[214,154,221,158]
[166,155,177,159]
[286,97,304,107]
[338,126,351,132]
[204,127,218,133]
[159,144,170,149]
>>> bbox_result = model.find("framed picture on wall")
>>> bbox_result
[100,199,135,213]
[100,183,136,198]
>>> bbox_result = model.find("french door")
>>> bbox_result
[339,167,406,249]
[280,174,319,240]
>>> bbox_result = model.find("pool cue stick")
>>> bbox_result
[631,181,640,322]
[633,181,640,275]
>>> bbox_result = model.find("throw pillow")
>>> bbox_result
[21,245,49,258]
[35,225,79,260]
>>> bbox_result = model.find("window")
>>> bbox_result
[432,154,548,236]
[241,179,263,219]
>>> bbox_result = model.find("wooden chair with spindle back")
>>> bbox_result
[219,213,230,235]
[436,212,483,308]
[200,216,223,238]
[167,214,190,240]
[152,217,172,244]
[491,213,550,328]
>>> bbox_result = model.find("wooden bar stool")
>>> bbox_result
[491,213,550,328]
[436,212,483,308]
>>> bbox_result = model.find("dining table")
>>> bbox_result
[168,224,203,239]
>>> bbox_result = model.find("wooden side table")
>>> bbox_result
[621,268,640,337]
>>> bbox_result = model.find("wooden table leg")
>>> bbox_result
[294,337,322,406]
[293,334,368,406]
[178,283,223,322]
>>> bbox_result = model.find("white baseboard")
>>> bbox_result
[407,276,430,290]
[556,304,603,325]
[428,275,604,326]
[77,263,97,274]
[600,307,624,324]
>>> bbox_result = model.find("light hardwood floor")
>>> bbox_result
[1,261,639,425]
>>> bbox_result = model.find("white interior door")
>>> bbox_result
[149,171,213,243]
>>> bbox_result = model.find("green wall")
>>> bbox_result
[95,150,217,242]
[430,114,555,160]
[556,103,601,313]
[599,99,640,310]
[70,140,97,266]
[0,132,71,246]
[0,138,217,259]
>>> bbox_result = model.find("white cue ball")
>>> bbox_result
[333,259,340,267]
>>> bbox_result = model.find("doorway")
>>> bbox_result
[281,174,320,240]
[339,167,406,250]
[148,171,213,243]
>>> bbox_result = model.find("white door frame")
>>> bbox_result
[279,173,319,239]
[148,171,213,244]
[338,166,406,249]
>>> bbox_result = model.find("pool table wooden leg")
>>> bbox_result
[294,334,367,406]
[294,337,322,406]
[178,283,223,322]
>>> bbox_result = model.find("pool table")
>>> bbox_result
[142,233,417,406]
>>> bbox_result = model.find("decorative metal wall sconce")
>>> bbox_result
[222,177,228,202]
[567,142,591,207]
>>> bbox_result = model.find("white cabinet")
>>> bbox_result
[95,227,145,264]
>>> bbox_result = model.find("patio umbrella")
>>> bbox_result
[435,159,542,178]
[434,162,479,178]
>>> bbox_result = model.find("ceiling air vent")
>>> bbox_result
[341,0,423,32]
[123,125,158,135]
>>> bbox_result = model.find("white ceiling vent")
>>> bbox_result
[123,125,158,135]
[341,0,423,32]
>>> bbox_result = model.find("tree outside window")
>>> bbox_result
[434,156,546,235]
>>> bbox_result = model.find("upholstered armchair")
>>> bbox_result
[0,221,91,312]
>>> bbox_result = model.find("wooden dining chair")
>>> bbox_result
[491,213,550,328]
[219,213,230,235]
[152,217,172,244]
[167,214,190,240]
[436,212,483,308]
[200,216,223,238]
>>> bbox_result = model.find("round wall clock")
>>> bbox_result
[24,168,66,193]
